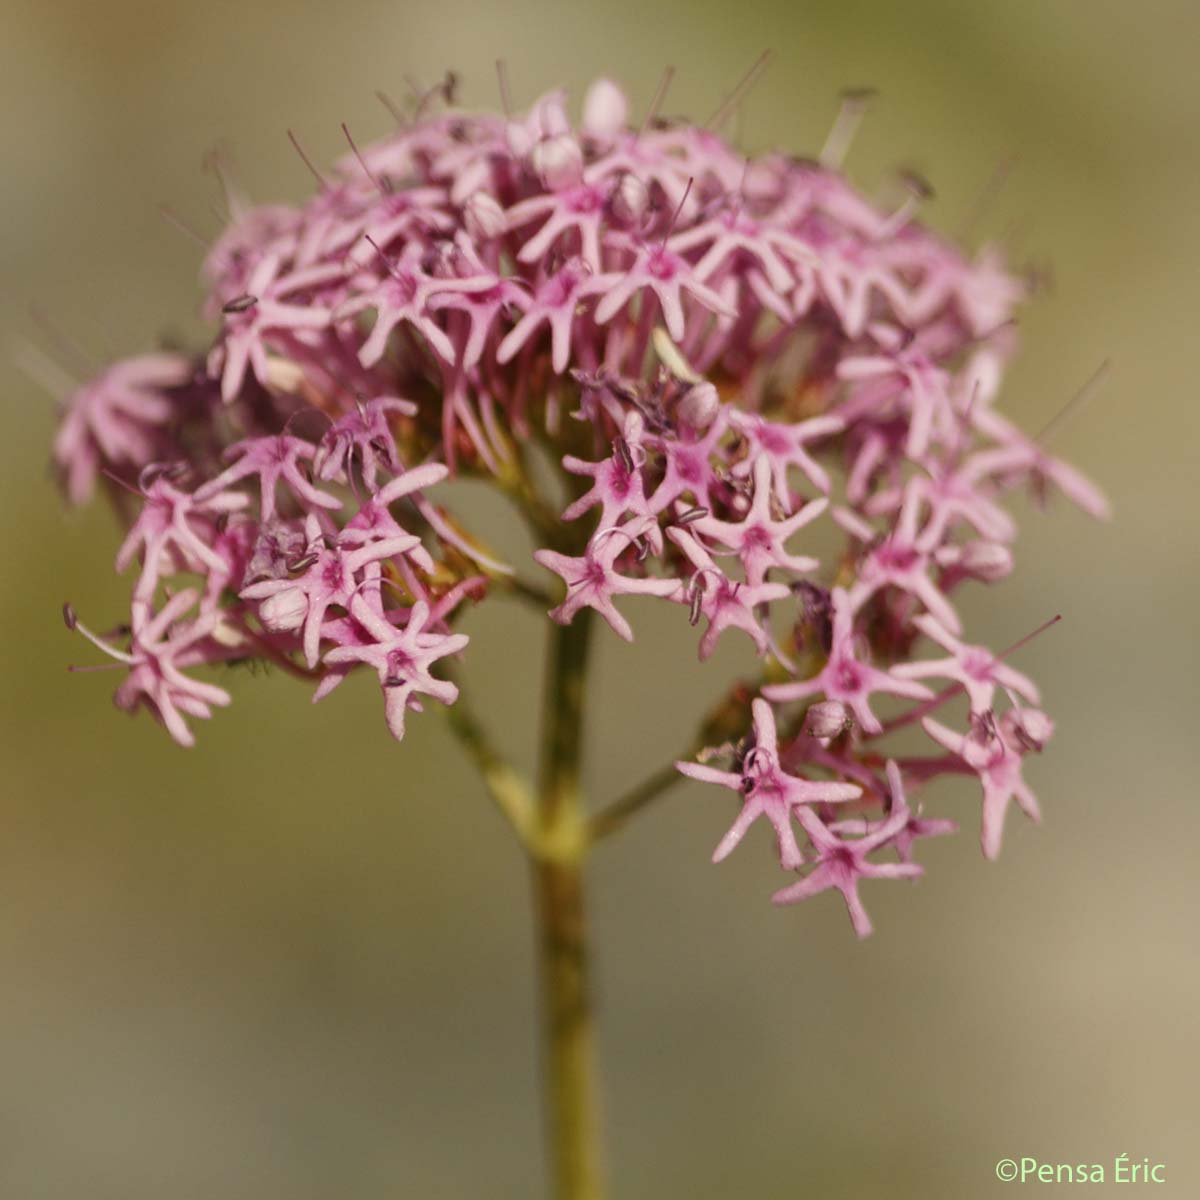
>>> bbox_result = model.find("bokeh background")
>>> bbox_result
[2,1,1197,1196]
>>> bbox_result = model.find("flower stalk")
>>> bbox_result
[533,609,605,1200]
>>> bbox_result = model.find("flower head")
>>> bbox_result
[49,74,1104,936]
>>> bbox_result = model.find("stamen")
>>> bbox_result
[1034,360,1110,446]
[496,59,513,117]
[956,155,1016,245]
[376,90,405,126]
[158,205,210,250]
[222,294,257,314]
[705,50,773,132]
[660,176,694,250]
[28,306,94,375]
[287,129,329,193]
[819,86,877,169]
[612,436,635,474]
[638,66,676,139]
[363,235,395,274]
[99,468,145,498]
[876,168,935,240]
[674,505,708,526]
[873,614,1062,739]
[342,122,388,195]
[64,605,138,666]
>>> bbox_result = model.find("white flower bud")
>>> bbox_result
[804,700,849,740]
[959,540,1014,582]
[1005,708,1054,753]
[258,587,307,633]
[531,135,583,190]
[582,78,628,140]
[936,540,1013,583]
[609,171,648,225]
[464,190,506,240]
[505,122,535,159]
[677,382,720,430]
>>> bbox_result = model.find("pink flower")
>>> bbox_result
[535,518,676,642]
[47,75,1105,938]
[323,600,468,741]
[772,761,925,937]
[922,710,1052,859]
[763,588,932,733]
[677,699,861,869]
[684,454,827,586]
[53,354,191,504]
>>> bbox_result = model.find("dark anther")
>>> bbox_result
[675,505,708,526]
[898,166,935,201]
[689,586,703,626]
[222,294,258,314]
[839,85,879,106]
[62,602,78,630]
[613,436,635,474]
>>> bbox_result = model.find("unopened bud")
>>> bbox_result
[804,700,849,740]
[677,381,720,430]
[609,172,649,225]
[464,190,506,240]
[258,587,307,633]
[531,135,583,190]
[938,539,1013,583]
[1005,708,1054,753]
[582,78,628,140]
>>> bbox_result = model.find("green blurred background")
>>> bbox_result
[2,0,1197,1196]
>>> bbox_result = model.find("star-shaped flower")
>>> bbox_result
[52,353,191,504]
[322,599,469,741]
[591,237,736,342]
[667,527,790,660]
[209,253,343,401]
[196,435,342,522]
[69,589,232,748]
[534,517,676,642]
[240,514,421,667]
[771,759,925,938]
[763,587,932,733]
[921,711,1051,859]
[685,453,827,586]
[727,410,844,501]
[336,242,493,366]
[892,614,1040,716]
[677,698,862,869]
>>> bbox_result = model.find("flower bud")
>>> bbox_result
[582,78,628,140]
[608,171,649,226]
[937,539,1013,583]
[804,700,849,740]
[531,135,583,190]
[677,382,720,430]
[258,587,307,633]
[464,191,506,240]
[505,122,535,159]
[1005,708,1054,753]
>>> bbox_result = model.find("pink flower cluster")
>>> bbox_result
[52,76,1105,934]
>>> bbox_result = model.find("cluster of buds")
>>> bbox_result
[50,74,1106,935]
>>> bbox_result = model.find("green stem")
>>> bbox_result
[443,677,536,845]
[532,610,605,1200]
[586,759,688,846]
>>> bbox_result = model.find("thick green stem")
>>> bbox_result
[533,610,605,1200]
